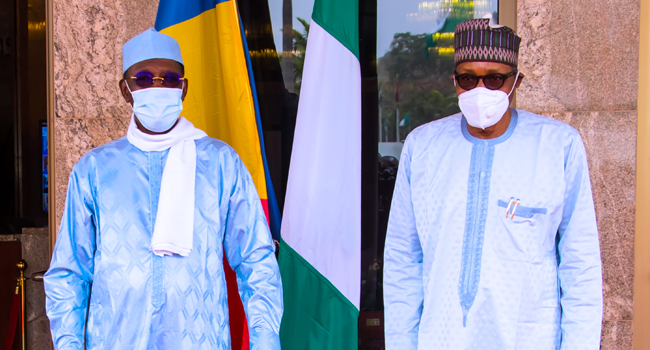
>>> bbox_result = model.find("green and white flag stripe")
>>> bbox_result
[279,0,360,349]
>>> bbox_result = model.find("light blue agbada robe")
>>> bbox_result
[384,109,602,350]
[44,137,283,350]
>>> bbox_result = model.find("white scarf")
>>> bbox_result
[126,114,207,257]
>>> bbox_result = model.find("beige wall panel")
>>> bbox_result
[518,0,640,348]
[53,0,159,119]
[602,320,634,350]
[52,0,159,232]
[517,0,640,112]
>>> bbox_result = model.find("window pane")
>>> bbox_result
[268,0,316,96]
[378,0,499,146]
[363,0,500,313]
[240,0,315,211]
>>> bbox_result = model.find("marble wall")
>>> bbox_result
[517,0,640,348]
[52,0,159,230]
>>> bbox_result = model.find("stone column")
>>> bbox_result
[517,0,639,348]
[52,0,160,231]
[22,227,50,350]
[0,228,52,349]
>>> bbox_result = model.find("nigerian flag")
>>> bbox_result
[278,0,361,349]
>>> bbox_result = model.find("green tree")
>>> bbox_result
[378,32,460,141]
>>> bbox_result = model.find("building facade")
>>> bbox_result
[41,0,642,348]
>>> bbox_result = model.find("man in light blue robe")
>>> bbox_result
[383,19,602,349]
[44,28,283,350]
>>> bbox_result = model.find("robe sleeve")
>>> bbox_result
[383,136,423,350]
[44,164,96,350]
[557,133,603,350]
[223,154,283,350]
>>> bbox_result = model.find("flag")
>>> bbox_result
[279,0,360,348]
[399,113,410,127]
[155,1,281,349]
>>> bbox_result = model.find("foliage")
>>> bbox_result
[292,17,309,95]
[378,32,460,141]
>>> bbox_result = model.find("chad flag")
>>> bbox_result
[155,0,281,349]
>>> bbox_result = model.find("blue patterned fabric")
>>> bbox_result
[44,137,283,350]
[384,109,602,350]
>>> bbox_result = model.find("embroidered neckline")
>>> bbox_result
[458,136,495,327]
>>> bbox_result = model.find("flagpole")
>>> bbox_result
[396,106,400,142]
[378,85,383,142]
[395,74,400,142]
[379,105,383,142]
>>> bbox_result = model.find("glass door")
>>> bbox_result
[360,1,500,348]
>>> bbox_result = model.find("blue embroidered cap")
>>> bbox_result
[122,28,184,73]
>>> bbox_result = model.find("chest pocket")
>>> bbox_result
[493,199,548,262]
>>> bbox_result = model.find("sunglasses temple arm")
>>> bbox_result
[507,71,521,97]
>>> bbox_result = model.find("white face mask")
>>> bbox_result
[457,71,520,130]
[128,85,184,133]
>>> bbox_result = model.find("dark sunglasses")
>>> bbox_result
[454,70,518,91]
[128,71,186,88]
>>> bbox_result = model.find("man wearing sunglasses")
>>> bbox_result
[384,18,602,349]
[44,28,283,349]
